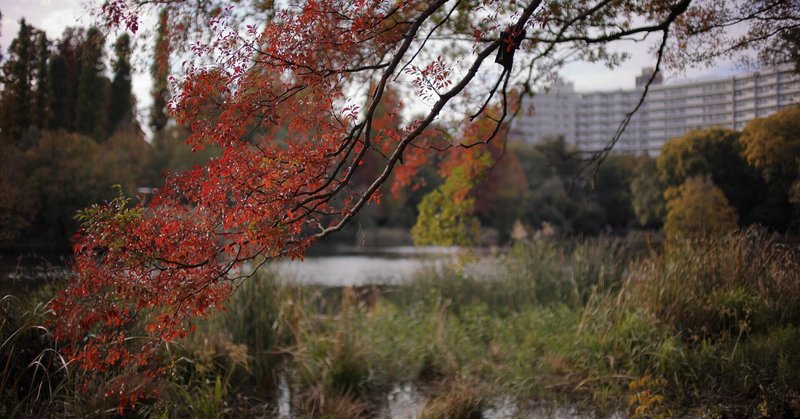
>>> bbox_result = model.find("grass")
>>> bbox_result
[0,276,76,418]
[2,229,800,417]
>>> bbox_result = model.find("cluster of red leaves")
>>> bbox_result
[101,0,139,33]
[47,0,777,410]
[50,2,545,410]
[51,0,429,382]
[406,56,453,102]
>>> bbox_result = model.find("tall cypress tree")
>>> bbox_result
[150,9,170,134]
[60,28,85,132]
[109,33,133,132]
[48,29,84,132]
[75,27,106,141]
[32,31,49,128]
[0,19,35,143]
[0,11,4,64]
[48,50,69,130]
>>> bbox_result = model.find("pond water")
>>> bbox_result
[277,378,623,419]
[1,245,493,287]
[0,251,69,280]
[269,245,470,286]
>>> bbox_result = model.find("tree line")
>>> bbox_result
[1,12,798,250]
[653,107,800,238]
[0,20,134,142]
[491,105,800,241]
[397,105,800,244]
[0,14,214,249]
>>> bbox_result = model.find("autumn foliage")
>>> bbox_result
[53,0,525,375]
[47,0,800,401]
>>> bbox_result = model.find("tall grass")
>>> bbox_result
[0,281,92,417]
[629,228,800,339]
[622,228,800,414]
[159,267,291,416]
[156,231,800,416]
[390,236,633,313]
[3,230,799,416]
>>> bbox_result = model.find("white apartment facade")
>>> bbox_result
[510,65,800,155]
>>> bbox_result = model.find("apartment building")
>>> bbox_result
[509,64,800,155]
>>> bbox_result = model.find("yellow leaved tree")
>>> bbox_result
[663,175,739,240]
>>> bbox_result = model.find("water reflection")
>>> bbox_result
[270,246,461,286]
[377,383,624,418]
[380,383,425,419]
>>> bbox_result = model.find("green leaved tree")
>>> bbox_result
[411,154,491,247]
[740,106,800,231]
[631,158,665,228]
[657,128,763,225]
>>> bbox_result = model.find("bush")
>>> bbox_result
[663,175,738,240]
[629,228,800,339]
[389,237,632,315]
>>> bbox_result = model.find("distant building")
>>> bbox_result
[510,65,800,155]
[512,78,578,146]
[635,67,663,87]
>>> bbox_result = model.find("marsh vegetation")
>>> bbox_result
[3,229,800,417]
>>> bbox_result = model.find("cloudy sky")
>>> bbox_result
[1,0,745,133]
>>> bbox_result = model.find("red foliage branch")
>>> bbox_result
[51,0,747,396]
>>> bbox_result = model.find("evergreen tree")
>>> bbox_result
[60,28,85,132]
[101,76,113,138]
[0,19,35,143]
[47,50,69,130]
[32,31,49,128]
[150,9,170,133]
[109,33,133,132]
[0,11,4,65]
[75,27,106,141]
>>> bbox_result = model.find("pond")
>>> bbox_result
[277,379,624,419]
[1,245,498,288]
[269,245,471,286]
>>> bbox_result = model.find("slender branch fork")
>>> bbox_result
[124,1,703,284]
[178,0,701,271]
[314,0,543,237]
[307,0,696,237]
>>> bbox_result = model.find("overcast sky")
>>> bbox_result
[1,0,747,134]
